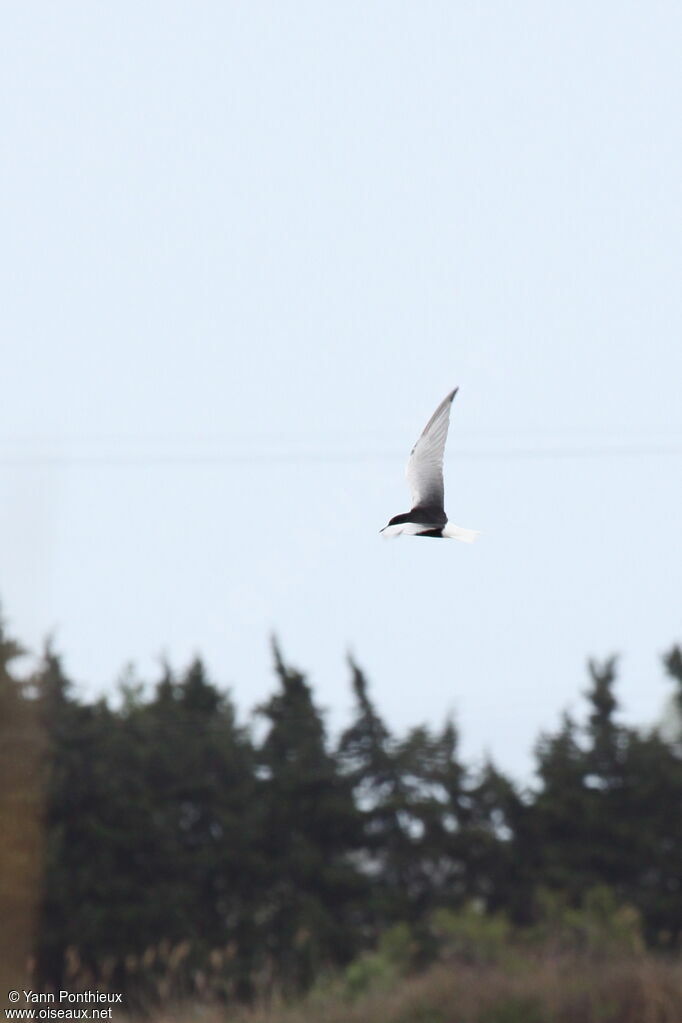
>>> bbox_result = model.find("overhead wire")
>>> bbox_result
[0,442,681,467]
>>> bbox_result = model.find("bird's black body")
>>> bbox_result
[386,508,447,538]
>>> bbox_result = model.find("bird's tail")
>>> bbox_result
[443,522,480,543]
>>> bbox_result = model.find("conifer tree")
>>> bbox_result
[393,721,468,915]
[618,645,682,943]
[523,710,593,902]
[257,642,364,992]
[525,662,630,905]
[37,650,259,994]
[0,618,43,992]
[521,653,682,943]
[462,759,521,913]
[118,657,259,982]
[339,660,514,931]
[585,657,623,787]
[37,644,131,982]
[338,658,416,928]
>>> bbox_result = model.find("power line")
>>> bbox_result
[0,444,681,468]
[2,427,682,445]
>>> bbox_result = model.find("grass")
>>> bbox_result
[143,952,682,1023]
[27,894,682,1022]
[53,894,682,1023]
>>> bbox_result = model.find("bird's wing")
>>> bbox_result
[405,388,458,512]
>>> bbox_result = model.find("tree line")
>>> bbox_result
[1,613,682,1003]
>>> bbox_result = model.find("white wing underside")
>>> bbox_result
[405,388,457,511]
[381,521,429,538]
[381,520,479,542]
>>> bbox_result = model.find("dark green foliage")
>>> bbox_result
[1,610,682,1003]
[339,659,519,941]
[663,645,682,687]
[0,616,43,989]
[37,652,260,997]
[256,641,365,992]
[338,658,418,926]
[479,998,545,1023]
[517,654,682,945]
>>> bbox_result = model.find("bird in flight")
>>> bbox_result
[380,388,479,542]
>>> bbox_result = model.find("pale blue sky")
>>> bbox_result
[2,2,682,779]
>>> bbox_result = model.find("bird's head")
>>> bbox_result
[379,513,409,535]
